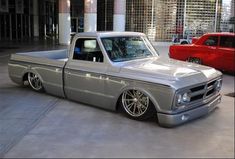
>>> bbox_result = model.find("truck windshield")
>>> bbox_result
[101,36,157,62]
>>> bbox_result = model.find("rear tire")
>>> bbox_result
[28,72,43,92]
[120,90,156,120]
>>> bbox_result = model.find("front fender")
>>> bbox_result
[114,82,172,113]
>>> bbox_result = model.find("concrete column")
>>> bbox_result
[59,0,71,45]
[113,0,126,31]
[33,0,39,37]
[84,0,97,32]
[214,0,218,32]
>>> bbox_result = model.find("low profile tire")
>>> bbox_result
[28,72,43,92]
[120,90,156,120]
[187,57,202,64]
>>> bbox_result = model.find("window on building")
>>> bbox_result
[73,38,104,63]
[220,36,235,48]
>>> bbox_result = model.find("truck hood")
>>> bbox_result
[114,57,222,89]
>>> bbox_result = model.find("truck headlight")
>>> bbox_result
[176,92,191,106]
[177,94,182,104]
[216,80,222,90]
[182,93,190,102]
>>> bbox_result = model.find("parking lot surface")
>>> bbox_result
[0,40,234,158]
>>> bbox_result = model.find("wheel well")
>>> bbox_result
[23,73,28,82]
[115,94,123,112]
[188,57,202,64]
[115,89,158,113]
[181,41,188,44]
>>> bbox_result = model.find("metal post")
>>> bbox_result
[52,2,55,36]
[44,2,46,38]
[29,0,31,37]
[214,0,218,32]
[105,0,107,31]
[9,14,12,40]
[21,14,23,39]
[25,15,27,37]
[183,0,187,38]
[16,14,18,40]
[29,15,31,37]
[151,0,154,35]
[44,24,47,38]
[0,15,1,40]
[33,0,39,37]
[4,14,7,39]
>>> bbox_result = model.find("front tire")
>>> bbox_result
[120,90,156,120]
[180,41,188,44]
[28,72,43,92]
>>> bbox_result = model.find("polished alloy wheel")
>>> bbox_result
[122,90,149,117]
[28,72,43,91]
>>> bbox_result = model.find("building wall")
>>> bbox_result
[155,0,178,41]
[126,0,156,40]
[126,0,222,41]
[0,0,230,42]
[184,0,222,33]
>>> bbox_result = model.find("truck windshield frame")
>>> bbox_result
[101,36,157,62]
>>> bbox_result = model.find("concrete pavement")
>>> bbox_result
[0,39,234,158]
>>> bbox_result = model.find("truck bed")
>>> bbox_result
[9,49,69,97]
[10,49,68,66]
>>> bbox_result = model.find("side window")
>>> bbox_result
[73,38,104,63]
[203,36,218,46]
[220,36,235,48]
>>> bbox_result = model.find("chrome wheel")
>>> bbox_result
[122,90,149,117]
[28,73,43,91]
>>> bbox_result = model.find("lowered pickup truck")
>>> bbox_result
[8,32,222,127]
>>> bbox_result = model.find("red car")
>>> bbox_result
[169,33,235,73]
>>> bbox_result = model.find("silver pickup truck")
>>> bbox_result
[8,32,222,127]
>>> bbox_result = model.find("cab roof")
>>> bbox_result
[204,32,235,36]
[74,32,146,38]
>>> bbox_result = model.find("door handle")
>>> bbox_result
[99,75,103,79]
[65,70,71,74]
[85,73,91,77]
[208,46,217,50]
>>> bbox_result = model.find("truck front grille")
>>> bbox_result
[190,79,219,102]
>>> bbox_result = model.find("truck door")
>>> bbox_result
[64,37,108,107]
[217,35,235,72]
[199,36,218,68]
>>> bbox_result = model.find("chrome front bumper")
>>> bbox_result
[157,95,222,127]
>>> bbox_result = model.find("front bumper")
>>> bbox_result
[157,95,222,127]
